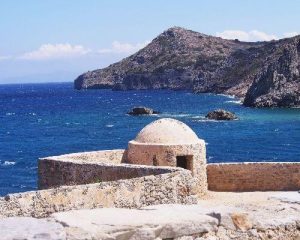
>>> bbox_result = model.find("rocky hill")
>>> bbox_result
[74,27,300,107]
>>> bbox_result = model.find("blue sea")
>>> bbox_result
[0,82,299,196]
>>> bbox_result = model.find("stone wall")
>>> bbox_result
[38,148,207,197]
[1,170,197,218]
[39,158,178,189]
[38,150,300,196]
[41,149,127,164]
[207,162,300,191]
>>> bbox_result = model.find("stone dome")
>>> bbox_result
[133,118,200,144]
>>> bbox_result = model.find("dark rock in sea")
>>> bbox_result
[206,109,238,120]
[128,107,159,116]
[74,26,300,108]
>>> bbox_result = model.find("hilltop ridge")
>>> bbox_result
[74,27,300,107]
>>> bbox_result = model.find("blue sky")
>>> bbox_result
[0,0,299,84]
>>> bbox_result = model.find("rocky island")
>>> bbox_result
[128,106,159,115]
[206,109,238,120]
[74,27,300,108]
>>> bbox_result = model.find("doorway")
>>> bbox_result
[176,155,193,172]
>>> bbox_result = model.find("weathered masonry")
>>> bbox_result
[207,162,300,191]
[39,118,208,196]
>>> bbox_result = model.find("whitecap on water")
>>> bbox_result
[5,112,15,116]
[217,93,235,99]
[0,161,16,166]
[26,166,37,170]
[192,119,220,122]
[190,115,205,119]
[106,124,114,128]
[226,100,242,105]
[159,113,192,118]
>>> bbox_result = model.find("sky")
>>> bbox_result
[0,0,299,84]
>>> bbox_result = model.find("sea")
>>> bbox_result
[0,82,299,196]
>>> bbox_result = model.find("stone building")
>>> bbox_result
[38,118,207,197]
[126,118,207,194]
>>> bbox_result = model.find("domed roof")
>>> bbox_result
[133,118,200,144]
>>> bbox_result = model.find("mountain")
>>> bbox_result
[74,27,300,107]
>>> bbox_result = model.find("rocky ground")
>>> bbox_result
[1,191,299,240]
[74,27,300,108]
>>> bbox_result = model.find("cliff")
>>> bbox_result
[243,37,300,107]
[74,27,300,107]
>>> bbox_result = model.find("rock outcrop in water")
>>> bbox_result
[128,107,159,115]
[74,27,300,108]
[206,109,238,120]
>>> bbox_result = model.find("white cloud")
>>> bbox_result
[0,55,12,61]
[216,30,250,41]
[99,40,150,54]
[249,30,278,41]
[216,30,278,42]
[18,43,90,60]
[283,32,298,38]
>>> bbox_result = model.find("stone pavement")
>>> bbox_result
[0,191,299,240]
